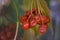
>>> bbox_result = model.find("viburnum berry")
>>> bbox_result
[38,27,47,34]
[22,22,29,30]
[1,35,7,40]
[42,15,50,23]
[6,31,12,38]
[34,15,41,24]
[29,18,37,28]
[20,8,50,31]
[39,15,50,24]
[8,23,16,30]
[25,11,31,17]
[20,16,27,23]
[38,24,48,34]
[32,8,38,15]
[46,18,50,23]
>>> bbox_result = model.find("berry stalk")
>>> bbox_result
[11,0,19,40]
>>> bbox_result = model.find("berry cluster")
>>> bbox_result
[20,8,50,34]
[0,23,21,40]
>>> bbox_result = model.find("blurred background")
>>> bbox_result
[0,0,60,40]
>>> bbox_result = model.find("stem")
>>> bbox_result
[36,0,43,25]
[12,0,19,40]
[37,0,45,15]
[14,22,19,40]
[27,0,34,22]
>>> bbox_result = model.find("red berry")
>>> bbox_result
[20,16,27,23]
[32,8,38,15]
[1,35,7,40]
[22,22,29,30]
[39,15,50,24]
[46,18,50,23]
[8,23,16,30]
[25,11,31,17]
[38,24,48,34]
[41,24,48,28]
[35,15,41,23]
[6,31,12,38]
[41,15,47,23]
[38,27,47,34]
[29,18,37,28]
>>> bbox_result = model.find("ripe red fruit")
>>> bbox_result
[6,31,12,38]
[41,24,48,28]
[22,22,29,30]
[42,16,49,23]
[0,35,7,40]
[32,8,38,15]
[8,23,16,30]
[20,16,27,23]
[38,27,47,34]
[39,15,50,24]
[46,18,50,23]
[29,18,37,28]
[25,11,31,17]
[38,24,48,34]
[35,15,41,23]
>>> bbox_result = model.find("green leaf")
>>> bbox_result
[32,25,39,36]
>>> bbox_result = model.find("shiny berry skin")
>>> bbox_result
[20,8,50,31]
[35,15,41,23]
[38,24,48,34]
[38,27,47,34]
[29,18,37,28]
[41,15,47,23]
[39,15,50,24]
[22,22,29,30]
[20,16,27,23]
